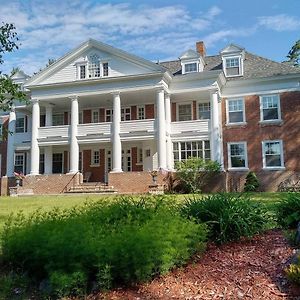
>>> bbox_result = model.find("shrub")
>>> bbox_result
[181,193,268,244]
[244,171,260,192]
[1,196,207,298]
[175,157,221,193]
[277,193,300,228]
[286,253,300,285]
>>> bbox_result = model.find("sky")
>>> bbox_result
[0,0,300,75]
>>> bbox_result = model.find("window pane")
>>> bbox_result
[266,155,281,167]
[229,143,246,168]
[263,108,278,120]
[231,157,246,168]
[178,104,192,121]
[229,111,243,123]
[16,118,25,133]
[198,103,211,119]
[185,63,197,73]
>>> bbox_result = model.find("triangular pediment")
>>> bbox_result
[220,43,244,55]
[25,39,165,87]
[179,49,200,60]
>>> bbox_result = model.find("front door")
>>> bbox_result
[52,153,63,174]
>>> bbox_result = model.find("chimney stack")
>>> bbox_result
[196,41,206,57]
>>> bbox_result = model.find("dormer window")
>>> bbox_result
[224,57,242,76]
[80,65,86,79]
[184,62,198,73]
[179,49,204,75]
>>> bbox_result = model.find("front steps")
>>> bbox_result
[66,182,117,194]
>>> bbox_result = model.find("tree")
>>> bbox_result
[0,22,26,111]
[287,40,300,66]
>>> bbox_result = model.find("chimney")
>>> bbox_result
[196,41,206,57]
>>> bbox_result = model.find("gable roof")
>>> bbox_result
[160,51,300,80]
[25,39,166,86]
[179,49,200,60]
[220,43,244,55]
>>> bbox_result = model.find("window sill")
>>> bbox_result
[262,167,285,171]
[259,120,282,126]
[226,122,247,127]
[228,167,249,171]
[90,164,100,168]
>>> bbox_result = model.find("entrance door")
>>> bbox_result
[52,153,63,174]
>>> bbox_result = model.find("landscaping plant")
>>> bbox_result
[1,196,207,298]
[181,193,268,244]
[244,171,260,192]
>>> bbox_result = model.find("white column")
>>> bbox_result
[156,88,167,169]
[165,93,173,169]
[210,91,222,164]
[111,92,122,172]
[44,146,53,174]
[69,96,79,174]
[30,99,40,175]
[6,107,16,177]
[45,105,53,126]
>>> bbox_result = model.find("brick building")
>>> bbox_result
[1,40,300,194]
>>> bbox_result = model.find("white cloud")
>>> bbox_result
[258,14,300,31]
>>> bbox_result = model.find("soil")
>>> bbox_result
[90,230,300,300]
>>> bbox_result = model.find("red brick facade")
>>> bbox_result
[145,104,155,119]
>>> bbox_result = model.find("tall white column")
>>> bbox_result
[6,107,16,177]
[111,92,122,172]
[156,88,167,169]
[69,96,79,174]
[45,105,53,126]
[165,93,173,169]
[44,146,53,174]
[30,99,40,175]
[210,91,222,164]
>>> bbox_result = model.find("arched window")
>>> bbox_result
[88,53,100,78]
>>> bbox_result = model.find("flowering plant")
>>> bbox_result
[14,171,25,180]
[150,170,158,177]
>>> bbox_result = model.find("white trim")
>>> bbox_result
[91,109,100,123]
[176,102,193,121]
[262,139,284,169]
[14,152,25,174]
[227,141,248,170]
[259,94,281,123]
[226,97,246,125]
[222,55,243,77]
[91,149,100,166]
[196,101,211,120]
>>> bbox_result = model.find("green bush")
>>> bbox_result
[181,193,268,244]
[175,157,221,193]
[1,196,207,298]
[244,171,260,192]
[276,193,300,228]
[286,253,300,285]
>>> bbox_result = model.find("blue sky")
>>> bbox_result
[1,0,300,75]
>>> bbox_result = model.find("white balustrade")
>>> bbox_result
[120,119,155,134]
[77,123,111,136]
[38,125,69,139]
[171,119,210,134]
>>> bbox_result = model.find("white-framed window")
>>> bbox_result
[228,142,248,169]
[224,56,242,77]
[122,149,131,171]
[260,94,281,122]
[227,98,245,124]
[79,65,86,79]
[14,153,25,174]
[198,102,211,120]
[137,148,143,164]
[262,140,284,169]
[145,149,151,157]
[52,114,64,126]
[137,106,145,120]
[105,109,113,122]
[178,103,192,121]
[173,140,210,162]
[92,110,99,123]
[103,62,109,77]
[91,150,100,166]
[16,117,25,133]
[121,107,131,121]
[79,111,83,124]
[88,54,101,78]
[184,62,197,73]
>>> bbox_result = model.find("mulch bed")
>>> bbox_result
[91,230,300,300]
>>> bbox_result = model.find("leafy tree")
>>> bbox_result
[175,157,221,193]
[0,23,26,111]
[287,40,300,66]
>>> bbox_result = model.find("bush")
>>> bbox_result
[277,193,300,228]
[181,193,268,244]
[175,158,221,193]
[286,253,300,285]
[1,196,207,298]
[244,171,260,192]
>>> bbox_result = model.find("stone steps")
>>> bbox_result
[67,182,117,194]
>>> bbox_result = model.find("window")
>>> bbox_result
[173,140,210,162]
[105,109,113,122]
[224,57,241,76]
[89,54,101,78]
[52,114,64,126]
[80,65,86,79]
[121,107,131,121]
[260,95,281,121]
[145,149,151,157]
[137,148,143,164]
[178,104,192,121]
[92,110,99,123]
[227,99,245,124]
[122,149,131,171]
[39,153,45,174]
[263,140,284,168]
[228,142,248,169]
[92,150,100,165]
[198,102,211,120]
[138,106,145,120]
[103,62,108,76]
[16,117,25,133]
[52,153,63,174]
[14,153,25,174]
[184,63,197,73]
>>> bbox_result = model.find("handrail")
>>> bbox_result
[61,171,80,193]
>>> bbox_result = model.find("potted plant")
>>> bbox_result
[14,171,25,187]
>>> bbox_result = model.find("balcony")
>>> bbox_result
[120,119,155,141]
[171,119,210,139]
[77,122,112,143]
[38,125,70,145]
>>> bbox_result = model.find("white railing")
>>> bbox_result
[38,125,69,139]
[120,119,155,134]
[171,119,210,134]
[77,123,111,136]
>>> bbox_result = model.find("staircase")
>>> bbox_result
[66,182,117,194]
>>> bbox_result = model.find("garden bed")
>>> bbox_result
[98,230,300,299]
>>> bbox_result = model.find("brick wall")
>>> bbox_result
[0,176,16,196]
[83,109,91,123]
[131,147,143,172]
[82,149,105,182]
[222,91,300,191]
[131,106,137,120]
[99,108,105,122]
[145,104,155,119]
[171,102,176,121]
